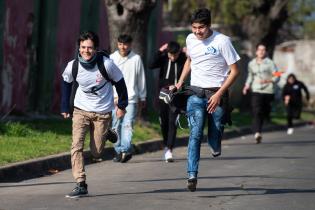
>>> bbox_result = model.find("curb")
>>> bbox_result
[0,122,309,182]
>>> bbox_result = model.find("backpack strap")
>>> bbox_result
[69,59,79,114]
[96,55,115,85]
[72,58,79,81]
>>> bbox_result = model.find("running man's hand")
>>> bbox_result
[174,80,184,90]
[242,85,250,95]
[61,112,70,119]
[116,108,126,119]
[207,92,222,113]
[159,43,168,52]
[284,95,290,106]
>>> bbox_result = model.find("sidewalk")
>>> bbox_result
[0,122,308,182]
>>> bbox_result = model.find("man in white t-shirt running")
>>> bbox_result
[61,31,128,198]
[175,8,240,192]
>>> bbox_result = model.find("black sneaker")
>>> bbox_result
[113,152,122,162]
[121,152,132,163]
[65,182,88,198]
[187,177,197,192]
[106,128,118,144]
[212,151,221,157]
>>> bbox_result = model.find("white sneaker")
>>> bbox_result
[254,132,262,144]
[287,128,294,135]
[164,148,174,162]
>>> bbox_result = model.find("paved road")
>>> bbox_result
[0,125,314,210]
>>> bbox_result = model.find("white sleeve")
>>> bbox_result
[220,38,240,65]
[62,61,74,83]
[136,57,147,100]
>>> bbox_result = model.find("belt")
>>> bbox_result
[74,107,111,115]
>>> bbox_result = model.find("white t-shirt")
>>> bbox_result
[62,57,123,113]
[110,50,147,104]
[186,30,240,88]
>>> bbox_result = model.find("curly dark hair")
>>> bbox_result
[77,31,99,48]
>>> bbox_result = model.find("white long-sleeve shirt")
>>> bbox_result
[110,50,147,104]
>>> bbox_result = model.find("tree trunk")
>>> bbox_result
[241,0,289,57]
[104,0,156,61]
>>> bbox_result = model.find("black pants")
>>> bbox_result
[286,103,302,128]
[159,100,178,150]
[251,93,274,133]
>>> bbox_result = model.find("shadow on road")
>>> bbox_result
[84,186,315,198]
[0,181,74,188]
[122,174,315,183]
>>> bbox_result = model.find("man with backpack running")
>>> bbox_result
[61,31,128,198]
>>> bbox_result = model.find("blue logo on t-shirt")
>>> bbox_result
[205,46,218,55]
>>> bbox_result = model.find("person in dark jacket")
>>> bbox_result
[282,73,310,135]
[149,41,186,162]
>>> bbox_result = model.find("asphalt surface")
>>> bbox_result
[0,125,314,210]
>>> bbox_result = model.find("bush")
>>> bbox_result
[0,122,33,137]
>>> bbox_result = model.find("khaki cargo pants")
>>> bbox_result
[71,108,111,183]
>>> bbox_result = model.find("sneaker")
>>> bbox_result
[164,148,174,162]
[254,132,262,144]
[287,128,294,135]
[65,182,88,198]
[210,147,221,157]
[187,176,197,192]
[113,152,122,162]
[212,151,221,157]
[106,128,118,144]
[121,152,132,163]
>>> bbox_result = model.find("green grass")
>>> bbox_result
[0,120,72,166]
[0,109,313,166]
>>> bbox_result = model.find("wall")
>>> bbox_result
[273,40,315,94]
[0,0,110,115]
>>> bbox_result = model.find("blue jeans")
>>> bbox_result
[112,103,137,154]
[186,95,225,178]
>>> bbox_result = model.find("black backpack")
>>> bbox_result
[69,50,114,113]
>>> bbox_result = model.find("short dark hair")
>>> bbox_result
[77,31,99,48]
[191,8,211,25]
[167,41,181,54]
[117,34,133,43]
[256,43,267,50]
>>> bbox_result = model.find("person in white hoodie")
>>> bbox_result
[110,34,147,163]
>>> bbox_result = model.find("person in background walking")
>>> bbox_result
[110,34,147,163]
[242,43,280,143]
[282,73,310,135]
[149,41,187,162]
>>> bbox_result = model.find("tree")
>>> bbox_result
[165,0,315,56]
[104,0,157,60]
[240,0,289,56]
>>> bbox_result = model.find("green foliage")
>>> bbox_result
[0,122,33,137]
[166,0,315,39]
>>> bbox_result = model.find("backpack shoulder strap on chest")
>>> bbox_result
[69,58,79,114]
[96,55,115,84]
[71,58,79,81]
